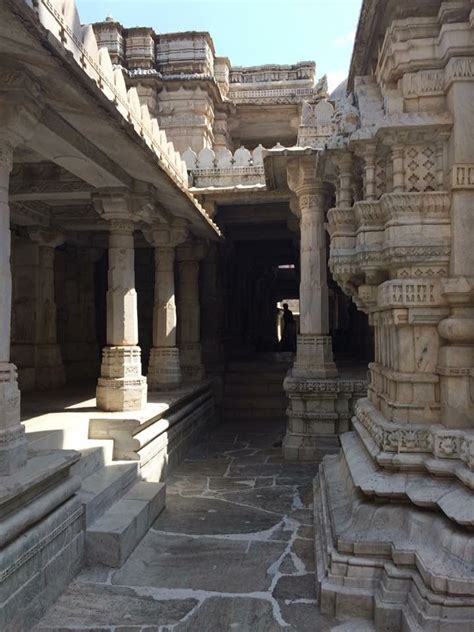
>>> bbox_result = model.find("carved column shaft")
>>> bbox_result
[392,146,405,193]
[293,184,337,379]
[338,157,353,209]
[0,146,13,363]
[94,196,147,411]
[0,143,25,474]
[363,145,377,201]
[28,229,66,389]
[178,260,200,342]
[147,223,187,389]
[107,220,138,346]
[177,242,206,382]
[153,246,177,348]
[299,190,330,335]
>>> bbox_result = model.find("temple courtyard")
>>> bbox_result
[32,419,372,632]
[0,0,473,629]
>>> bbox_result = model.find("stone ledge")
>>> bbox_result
[341,431,474,526]
[0,449,80,547]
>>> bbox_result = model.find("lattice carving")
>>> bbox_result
[405,145,437,193]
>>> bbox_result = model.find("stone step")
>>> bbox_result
[70,440,115,481]
[225,373,287,385]
[79,461,139,526]
[86,480,166,568]
[223,396,287,410]
[223,407,287,420]
[224,383,285,395]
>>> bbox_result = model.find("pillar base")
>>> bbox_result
[0,362,26,476]
[180,342,205,382]
[96,346,147,412]
[292,334,338,378]
[282,371,367,461]
[35,344,66,389]
[314,425,474,630]
[148,347,182,390]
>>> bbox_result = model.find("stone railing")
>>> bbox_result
[24,0,189,188]
[182,145,266,188]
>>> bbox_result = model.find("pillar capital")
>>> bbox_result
[28,227,66,249]
[287,155,319,197]
[177,239,208,263]
[144,220,188,250]
[332,149,354,172]
[287,157,331,208]
[92,189,155,226]
[77,246,104,264]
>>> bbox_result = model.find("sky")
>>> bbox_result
[76,0,363,93]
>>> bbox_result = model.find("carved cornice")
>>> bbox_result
[284,375,367,394]
[445,56,474,85]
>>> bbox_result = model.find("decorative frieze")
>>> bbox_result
[355,398,474,473]
[402,69,446,97]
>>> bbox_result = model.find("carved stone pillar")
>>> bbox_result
[282,157,364,461]
[201,241,225,372]
[28,229,66,389]
[55,245,103,382]
[146,222,187,389]
[288,159,337,378]
[0,143,25,475]
[0,76,43,473]
[94,194,147,411]
[177,240,207,381]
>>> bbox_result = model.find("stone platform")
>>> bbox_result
[10,381,219,629]
[33,420,373,631]
[23,380,219,480]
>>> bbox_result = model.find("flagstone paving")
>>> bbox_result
[34,421,373,631]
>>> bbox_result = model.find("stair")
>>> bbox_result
[79,461,139,526]
[223,358,290,422]
[86,480,166,567]
[24,413,166,568]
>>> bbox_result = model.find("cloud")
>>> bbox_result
[335,29,356,47]
[326,70,347,93]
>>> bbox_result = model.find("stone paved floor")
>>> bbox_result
[35,420,373,631]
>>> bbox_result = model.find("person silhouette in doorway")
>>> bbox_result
[280,303,296,352]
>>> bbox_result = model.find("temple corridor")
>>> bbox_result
[33,419,372,632]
